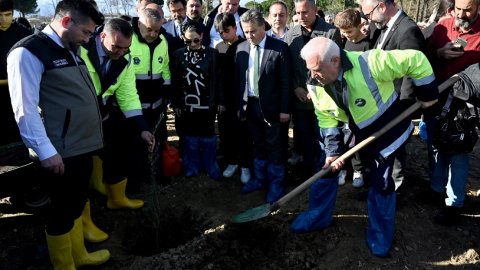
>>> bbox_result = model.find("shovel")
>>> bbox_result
[232,75,459,223]
[0,79,7,86]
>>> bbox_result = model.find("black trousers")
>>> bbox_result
[218,108,253,167]
[100,110,140,184]
[45,153,92,235]
[246,98,285,165]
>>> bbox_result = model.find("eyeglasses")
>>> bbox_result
[364,2,381,19]
[184,38,201,44]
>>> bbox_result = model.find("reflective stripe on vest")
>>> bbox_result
[141,98,163,110]
[135,73,164,80]
[413,73,435,86]
[380,122,414,158]
[356,51,398,129]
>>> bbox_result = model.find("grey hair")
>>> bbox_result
[104,17,133,38]
[240,9,265,26]
[300,37,340,63]
[139,7,163,23]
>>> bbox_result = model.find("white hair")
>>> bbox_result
[300,37,340,63]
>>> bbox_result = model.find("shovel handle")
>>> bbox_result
[0,79,7,86]
[271,75,459,211]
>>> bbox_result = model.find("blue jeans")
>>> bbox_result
[431,151,469,207]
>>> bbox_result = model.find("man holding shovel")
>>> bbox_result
[291,37,438,257]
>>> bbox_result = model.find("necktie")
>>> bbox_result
[100,56,109,77]
[253,45,260,96]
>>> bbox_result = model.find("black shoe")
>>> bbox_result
[415,189,445,206]
[434,206,461,226]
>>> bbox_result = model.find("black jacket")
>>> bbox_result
[1,22,31,79]
[373,11,426,101]
[171,46,223,110]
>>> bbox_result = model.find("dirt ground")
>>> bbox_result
[1,114,480,270]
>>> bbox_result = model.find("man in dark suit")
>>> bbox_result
[235,9,291,203]
[361,0,425,191]
[363,0,425,102]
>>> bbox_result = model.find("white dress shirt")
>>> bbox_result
[376,9,402,49]
[247,35,266,97]
[7,25,80,160]
[266,27,288,42]
[209,11,244,48]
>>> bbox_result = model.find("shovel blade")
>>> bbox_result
[231,203,272,223]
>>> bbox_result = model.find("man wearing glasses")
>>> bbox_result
[361,0,424,51]
[7,0,109,268]
[360,0,425,193]
[130,4,171,185]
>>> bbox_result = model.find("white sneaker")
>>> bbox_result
[240,168,251,184]
[338,170,347,186]
[352,171,364,188]
[222,164,238,178]
[287,153,303,165]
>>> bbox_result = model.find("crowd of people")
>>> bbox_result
[1,0,480,268]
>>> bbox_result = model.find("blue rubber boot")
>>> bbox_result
[200,136,221,180]
[241,159,268,193]
[183,136,200,177]
[291,177,338,233]
[266,163,285,203]
[366,188,396,257]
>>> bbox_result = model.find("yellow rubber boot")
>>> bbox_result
[82,200,109,243]
[89,155,107,195]
[46,232,76,270]
[71,217,110,268]
[106,178,144,209]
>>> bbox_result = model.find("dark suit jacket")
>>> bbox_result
[374,11,425,51]
[374,11,426,101]
[234,35,290,123]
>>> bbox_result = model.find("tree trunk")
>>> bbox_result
[415,0,421,22]
[407,0,413,16]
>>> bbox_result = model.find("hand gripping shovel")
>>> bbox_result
[232,75,459,223]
